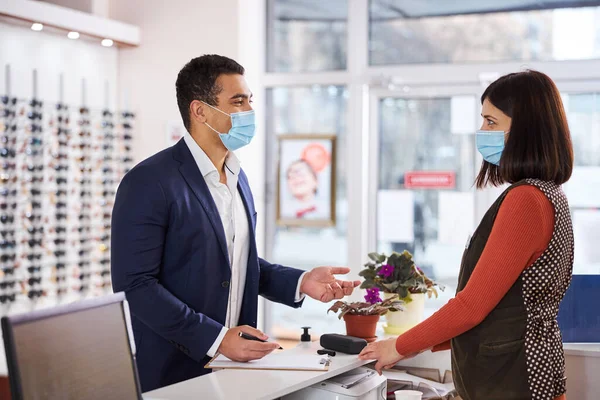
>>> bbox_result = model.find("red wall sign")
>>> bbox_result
[404,171,456,189]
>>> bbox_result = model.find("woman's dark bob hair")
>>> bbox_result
[476,70,574,189]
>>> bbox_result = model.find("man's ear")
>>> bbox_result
[190,100,207,124]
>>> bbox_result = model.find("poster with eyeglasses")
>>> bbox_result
[277,134,336,227]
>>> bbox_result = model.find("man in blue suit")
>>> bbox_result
[111,54,360,392]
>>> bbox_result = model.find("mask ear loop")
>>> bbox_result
[201,101,232,135]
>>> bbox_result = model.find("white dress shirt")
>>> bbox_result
[183,135,306,358]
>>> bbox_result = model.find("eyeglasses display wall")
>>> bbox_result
[0,95,134,313]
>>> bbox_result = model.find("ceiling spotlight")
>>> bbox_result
[67,31,80,40]
[101,39,114,47]
[31,23,43,32]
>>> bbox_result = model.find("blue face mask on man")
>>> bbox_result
[476,130,506,166]
[202,101,256,151]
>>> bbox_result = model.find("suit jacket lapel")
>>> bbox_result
[174,140,230,267]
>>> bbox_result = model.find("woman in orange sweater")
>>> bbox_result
[359,70,574,400]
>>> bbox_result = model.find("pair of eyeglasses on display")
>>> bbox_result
[0,293,16,304]
[25,164,43,172]
[3,124,17,135]
[23,239,42,248]
[0,135,16,145]
[27,137,43,146]
[2,109,16,119]
[24,213,42,222]
[25,253,42,261]
[0,254,16,263]
[28,289,43,299]
[0,148,16,158]
[27,266,41,274]
[24,148,43,157]
[51,152,68,160]
[27,226,43,235]
[24,176,43,183]
[29,99,43,108]
[0,231,15,239]
[27,111,42,121]
[0,240,15,250]
[0,203,16,211]
[26,125,43,134]
[1,97,17,106]
[0,215,15,224]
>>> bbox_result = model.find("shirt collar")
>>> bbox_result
[184,133,241,178]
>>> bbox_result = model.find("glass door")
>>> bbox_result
[368,84,600,319]
[368,88,484,317]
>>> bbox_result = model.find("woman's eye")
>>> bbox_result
[487,119,495,126]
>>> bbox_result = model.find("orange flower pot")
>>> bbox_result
[343,314,379,342]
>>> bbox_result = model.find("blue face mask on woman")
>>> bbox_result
[202,101,256,151]
[476,130,506,166]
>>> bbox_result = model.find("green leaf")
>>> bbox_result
[377,254,387,263]
[363,262,376,268]
[358,269,376,279]
[398,287,409,299]
[382,282,400,292]
[368,252,380,262]
[360,281,373,289]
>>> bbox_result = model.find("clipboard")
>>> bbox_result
[205,353,331,372]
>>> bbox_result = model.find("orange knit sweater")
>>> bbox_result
[394,185,566,400]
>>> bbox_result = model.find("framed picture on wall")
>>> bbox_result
[277,134,336,227]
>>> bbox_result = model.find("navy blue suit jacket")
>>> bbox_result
[111,139,304,392]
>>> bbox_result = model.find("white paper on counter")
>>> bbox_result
[438,191,475,246]
[563,166,600,208]
[573,209,600,274]
[378,190,414,243]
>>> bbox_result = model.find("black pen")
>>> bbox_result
[238,331,283,350]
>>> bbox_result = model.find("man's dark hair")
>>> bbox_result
[176,54,245,132]
[476,70,574,188]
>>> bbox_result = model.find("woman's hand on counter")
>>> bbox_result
[358,337,407,375]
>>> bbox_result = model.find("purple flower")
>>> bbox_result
[378,264,394,278]
[364,287,382,305]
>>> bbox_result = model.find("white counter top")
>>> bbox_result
[143,341,371,400]
[563,343,600,358]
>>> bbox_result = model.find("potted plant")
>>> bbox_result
[327,289,403,342]
[359,250,444,334]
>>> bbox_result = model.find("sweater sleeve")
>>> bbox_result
[396,185,554,356]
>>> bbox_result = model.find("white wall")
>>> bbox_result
[110,0,267,250]
[110,0,240,162]
[0,21,118,109]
